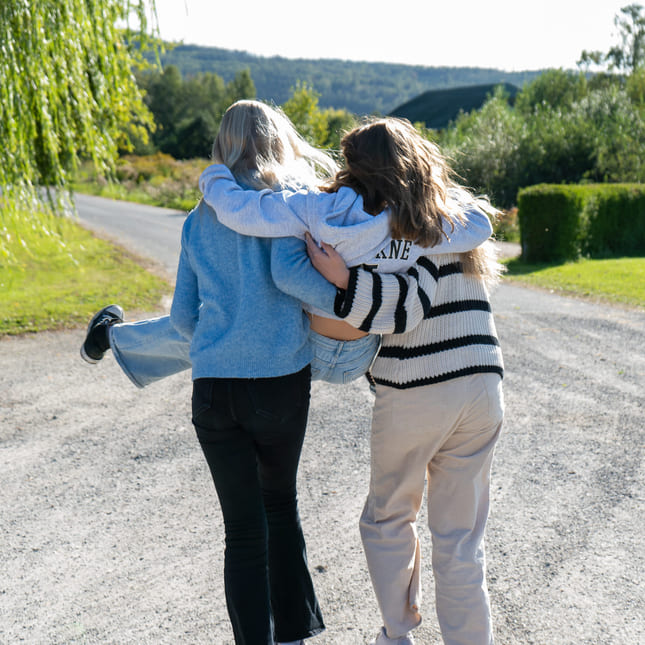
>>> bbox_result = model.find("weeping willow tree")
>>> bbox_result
[0,0,156,263]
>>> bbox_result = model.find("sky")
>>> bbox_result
[149,0,630,72]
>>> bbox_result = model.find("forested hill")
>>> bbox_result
[151,44,543,115]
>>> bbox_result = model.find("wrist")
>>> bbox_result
[335,268,350,290]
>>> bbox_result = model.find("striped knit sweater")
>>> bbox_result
[334,252,504,389]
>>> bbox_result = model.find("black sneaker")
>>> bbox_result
[80,304,124,364]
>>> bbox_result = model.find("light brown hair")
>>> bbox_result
[324,117,504,286]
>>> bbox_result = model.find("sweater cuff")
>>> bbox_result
[333,266,360,318]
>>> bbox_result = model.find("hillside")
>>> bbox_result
[152,44,542,115]
[390,82,520,129]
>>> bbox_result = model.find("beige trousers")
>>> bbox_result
[360,373,504,644]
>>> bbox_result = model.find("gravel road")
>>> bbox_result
[0,196,643,644]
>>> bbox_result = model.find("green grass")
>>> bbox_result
[503,256,645,309]
[1,213,170,336]
[71,153,205,212]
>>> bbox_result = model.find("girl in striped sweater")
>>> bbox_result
[306,119,505,645]
[204,118,505,645]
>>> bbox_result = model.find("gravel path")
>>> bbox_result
[1,198,643,644]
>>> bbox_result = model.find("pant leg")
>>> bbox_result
[241,367,324,642]
[427,374,504,645]
[192,368,324,645]
[309,330,381,384]
[360,382,445,638]
[110,315,191,388]
[192,378,274,645]
[360,374,503,641]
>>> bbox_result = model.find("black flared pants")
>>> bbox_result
[191,366,324,645]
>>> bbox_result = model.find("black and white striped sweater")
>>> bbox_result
[334,252,504,389]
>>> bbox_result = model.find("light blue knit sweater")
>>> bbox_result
[170,199,337,380]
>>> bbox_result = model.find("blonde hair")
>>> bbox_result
[324,117,504,287]
[212,100,338,191]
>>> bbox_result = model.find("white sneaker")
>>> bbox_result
[369,626,415,645]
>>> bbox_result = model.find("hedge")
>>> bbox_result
[518,183,645,262]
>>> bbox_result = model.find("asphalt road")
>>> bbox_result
[0,194,643,644]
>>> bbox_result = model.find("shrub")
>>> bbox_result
[518,185,587,261]
[518,183,645,261]
[584,185,645,256]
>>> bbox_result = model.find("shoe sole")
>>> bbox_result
[80,304,124,364]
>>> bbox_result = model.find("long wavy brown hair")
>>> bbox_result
[323,117,504,286]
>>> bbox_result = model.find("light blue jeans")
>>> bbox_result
[109,315,380,388]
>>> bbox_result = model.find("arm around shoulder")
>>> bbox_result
[199,164,311,238]
[424,206,493,255]
[334,259,439,334]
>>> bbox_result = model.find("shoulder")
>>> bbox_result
[182,200,219,237]
[308,185,360,205]
[335,185,361,204]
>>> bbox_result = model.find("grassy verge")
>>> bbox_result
[1,213,169,336]
[71,153,205,212]
[503,256,645,309]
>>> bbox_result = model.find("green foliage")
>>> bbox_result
[516,100,596,185]
[137,65,256,158]
[580,85,645,182]
[514,69,587,113]
[437,7,645,206]
[579,4,645,73]
[0,0,154,188]
[583,185,645,256]
[440,69,645,208]
[518,183,645,262]
[518,185,588,262]
[321,108,358,150]
[224,69,256,107]
[282,82,330,147]
[607,3,645,72]
[441,86,523,206]
[0,0,156,264]
[282,82,356,151]
[73,153,204,212]
[626,66,645,103]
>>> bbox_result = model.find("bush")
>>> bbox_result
[518,183,645,261]
[584,185,645,256]
[518,185,587,261]
[439,72,645,209]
